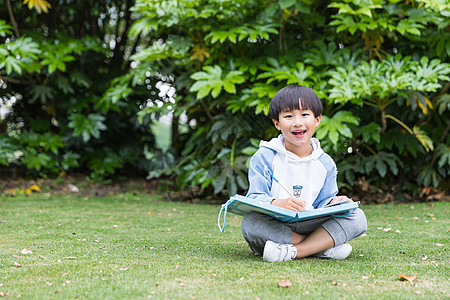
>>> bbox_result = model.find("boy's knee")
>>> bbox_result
[241,212,260,239]
[353,208,367,235]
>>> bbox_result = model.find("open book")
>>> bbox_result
[218,194,359,232]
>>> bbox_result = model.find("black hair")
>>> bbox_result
[269,85,323,121]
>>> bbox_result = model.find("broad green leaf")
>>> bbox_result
[418,166,441,187]
[41,52,75,74]
[9,37,41,60]
[68,113,107,142]
[22,148,51,171]
[0,20,13,36]
[376,159,387,178]
[3,56,23,75]
[413,126,434,152]
[435,144,450,168]
[436,94,450,115]
[279,0,296,9]
[29,85,54,102]
[0,136,19,166]
[189,65,245,99]
[360,123,381,143]
[315,111,360,145]
[214,172,227,194]
[61,152,81,170]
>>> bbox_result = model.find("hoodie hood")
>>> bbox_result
[259,134,324,162]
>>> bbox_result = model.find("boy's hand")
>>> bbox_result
[272,197,306,212]
[328,195,353,206]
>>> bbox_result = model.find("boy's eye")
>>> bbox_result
[284,114,293,118]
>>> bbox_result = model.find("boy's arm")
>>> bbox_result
[245,150,274,203]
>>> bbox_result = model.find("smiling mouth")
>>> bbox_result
[292,129,306,137]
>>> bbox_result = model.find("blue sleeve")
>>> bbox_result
[312,153,338,208]
[245,148,276,203]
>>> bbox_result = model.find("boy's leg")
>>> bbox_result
[241,212,293,254]
[241,211,337,255]
[242,208,367,258]
[292,227,334,258]
[319,208,367,247]
[289,208,367,258]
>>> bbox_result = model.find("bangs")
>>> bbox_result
[269,85,323,120]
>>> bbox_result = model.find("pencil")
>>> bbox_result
[324,198,353,207]
[271,175,295,198]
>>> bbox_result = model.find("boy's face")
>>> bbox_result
[272,106,321,157]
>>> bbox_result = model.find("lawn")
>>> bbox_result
[0,193,448,299]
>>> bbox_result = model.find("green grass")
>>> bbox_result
[0,194,448,299]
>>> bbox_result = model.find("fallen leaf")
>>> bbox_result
[383,227,392,232]
[436,244,444,247]
[398,274,417,282]
[119,267,129,271]
[427,214,434,217]
[21,248,33,254]
[0,292,9,296]
[29,185,41,192]
[362,276,369,279]
[278,279,292,287]
[14,262,21,268]
[4,188,16,196]
[395,216,403,219]
[146,211,152,215]
[63,256,77,259]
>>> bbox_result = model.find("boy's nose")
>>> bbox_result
[293,116,303,126]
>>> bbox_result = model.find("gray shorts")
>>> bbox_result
[241,208,367,254]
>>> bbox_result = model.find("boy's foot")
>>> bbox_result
[263,240,297,262]
[313,244,352,260]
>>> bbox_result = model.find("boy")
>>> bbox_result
[241,85,367,262]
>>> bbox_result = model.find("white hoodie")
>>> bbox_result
[246,135,338,210]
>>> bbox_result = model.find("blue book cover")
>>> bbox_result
[218,194,359,232]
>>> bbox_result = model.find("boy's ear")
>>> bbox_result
[315,115,322,127]
[272,119,281,130]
